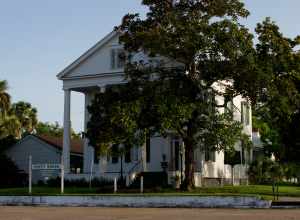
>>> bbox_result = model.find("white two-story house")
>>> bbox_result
[57,30,252,187]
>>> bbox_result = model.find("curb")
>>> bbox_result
[0,196,271,208]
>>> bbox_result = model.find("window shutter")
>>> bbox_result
[241,102,250,125]
[246,104,250,125]
[94,151,98,164]
[131,146,139,162]
[205,150,216,162]
[210,151,216,162]
[111,144,119,164]
[146,136,151,163]
[205,150,209,161]
[111,49,116,69]
[117,49,125,68]
[125,144,131,163]
[241,102,244,124]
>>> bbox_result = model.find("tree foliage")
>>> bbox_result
[36,121,81,139]
[0,80,21,139]
[248,157,300,184]
[0,153,27,187]
[252,18,300,162]
[87,0,258,190]
[10,101,38,137]
[0,80,10,116]
[87,0,300,190]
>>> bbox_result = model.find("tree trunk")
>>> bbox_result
[182,139,195,191]
[231,166,234,186]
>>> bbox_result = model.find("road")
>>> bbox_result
[0,207,299,220]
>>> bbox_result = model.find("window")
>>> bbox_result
[241,101,250,125]
[111,48,125,69]
[107,153,110,162]
[131,146,139,162]
[225,99,234,119]
[94,150,99,164]
[241,147,245,164]
[146,136,151,163]
[173,139,180,171]
[124,144,131,163]
[205,151,216,162]
[111,144,119,164]
[224,151,240,165]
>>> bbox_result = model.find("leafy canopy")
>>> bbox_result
[36,121,81,139]
[87,0,252,158]
[87,0,300,188]
[252,18,300,162]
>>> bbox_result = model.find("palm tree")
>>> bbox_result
[0,80,21,139]
[10,101,38,135]
[0,115,21,139]
[0,80,10,116]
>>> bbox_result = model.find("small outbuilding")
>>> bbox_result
[5,135,83,183]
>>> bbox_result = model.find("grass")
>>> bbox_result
[0,185,300,200]
[0,187,98,196]
[192,185,300,200]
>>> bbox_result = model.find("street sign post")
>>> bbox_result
[61,157,64,194]
[28,155,32,194]
[28,156,63,194]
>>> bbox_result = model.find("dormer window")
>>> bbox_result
[111,48,125,69]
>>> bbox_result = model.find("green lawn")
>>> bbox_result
[0,185,300,200]
[0,187,98,196]
[192,185,300,199]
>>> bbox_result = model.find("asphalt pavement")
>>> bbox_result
[0,207,299,220]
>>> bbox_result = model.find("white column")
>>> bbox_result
[99,156,107,176]
[83,92,95,173]
[63,89,71,173]
[83,92,89,173]
[141,142,147,172]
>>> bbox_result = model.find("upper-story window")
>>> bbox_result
[241,101,250,126]
[146,135,151,163]
[131,146,139,162]
[111,48,125,69]
[124,143,131,163]
[111,144,119,164]
[225,99,234,119]
[205,150,216,162]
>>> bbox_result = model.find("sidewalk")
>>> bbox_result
[279,197,300,201]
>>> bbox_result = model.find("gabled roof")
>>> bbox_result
[35,135,84,155]
[57,30,118,80]
[11,135,84,155]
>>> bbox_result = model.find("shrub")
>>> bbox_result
[0,153,27,187]
[46,177,114,188]
[248,157,299,185]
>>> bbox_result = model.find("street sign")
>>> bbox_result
[32,163,61,170]
[28,157,64,195]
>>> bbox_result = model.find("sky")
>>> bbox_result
[1,0,300,132]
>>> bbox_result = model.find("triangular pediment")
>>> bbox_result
[57,31,124,80]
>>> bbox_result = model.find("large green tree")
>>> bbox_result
[251,18,300,162]
[87,1,300,190]
[87,0,256,190]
